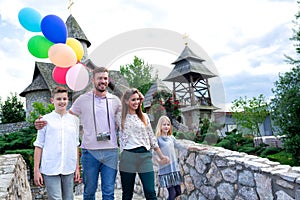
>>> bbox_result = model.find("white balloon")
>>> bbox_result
[66,63,89,91]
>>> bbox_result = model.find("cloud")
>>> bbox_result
[0,0,298,112]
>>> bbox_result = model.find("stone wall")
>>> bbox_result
[254,135,285,148]
[0,121,31,135]
[153,140,300,199]
[0,154,32,200]
[75,140,300,199]
[1,140,300,200]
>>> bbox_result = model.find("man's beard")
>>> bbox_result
[95,84,106,93]
[96,87,106,93]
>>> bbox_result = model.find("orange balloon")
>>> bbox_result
[48,43,77,67]
[66,38,84,61]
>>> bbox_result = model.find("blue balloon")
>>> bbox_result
[18,7,42,32]
[41,15,67,44]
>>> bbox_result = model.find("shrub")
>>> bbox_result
[267,151,295,166]
[238,146,257,154]
[259,147,282,158]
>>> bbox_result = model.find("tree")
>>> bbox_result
[270,67,300,165]
[270,2,300,166]
[230,94,269,137]
[120,56,155,95]
[0,93,26,124]
[27,101,54,123]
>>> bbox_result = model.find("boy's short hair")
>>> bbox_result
[93,67,108,77]
[51,86,68,97]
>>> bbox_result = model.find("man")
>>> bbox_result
[35,67,121,200]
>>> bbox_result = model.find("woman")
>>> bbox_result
[117,88,169,200]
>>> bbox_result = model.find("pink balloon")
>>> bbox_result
[66,63,89,91]
[48,43,77,67]
[52,66,71,84]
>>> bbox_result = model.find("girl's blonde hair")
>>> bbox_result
[120,88,146,130]
[155,116,172,137]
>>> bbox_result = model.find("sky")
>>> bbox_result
[0,0,298,111]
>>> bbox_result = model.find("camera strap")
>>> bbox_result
[92,93,111,135]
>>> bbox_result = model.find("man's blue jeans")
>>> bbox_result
[81,148,118,200]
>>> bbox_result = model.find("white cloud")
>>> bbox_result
[0,0,298,111]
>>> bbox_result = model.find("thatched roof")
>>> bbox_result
[164,45,216,83]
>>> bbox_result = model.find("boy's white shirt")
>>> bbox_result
[34,111,79,175]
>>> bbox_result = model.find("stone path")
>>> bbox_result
[74,189,144,200]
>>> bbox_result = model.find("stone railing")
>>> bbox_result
[136,140,300,200]
[0,154,31,200]
[1,139,300,200]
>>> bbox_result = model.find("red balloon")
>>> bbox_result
[52,66,71,84]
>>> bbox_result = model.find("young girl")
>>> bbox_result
[155,115,206,200]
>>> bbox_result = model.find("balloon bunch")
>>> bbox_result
[18,7,89,91]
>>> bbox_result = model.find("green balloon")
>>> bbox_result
[27,35,54,58]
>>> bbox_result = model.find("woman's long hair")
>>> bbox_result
[121,88,146,130]
[155,115,172,137]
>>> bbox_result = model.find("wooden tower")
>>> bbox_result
[163,44,218,130]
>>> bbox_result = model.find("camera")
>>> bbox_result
[96,131,111,141]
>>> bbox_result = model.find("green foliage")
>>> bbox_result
[27,101,54,123]
[0,93,26,124]
[267,151,295,166]
[0,102,55,178]
[213,129,297,166]
[120,56,154,95]
[230,94,269,137]
[237,146,257,154]
[0,126,37,178]
[259,147,282,158]
[285,5,300,65]
[270,4,300,165]
[215,131,254,151]
[0,126,36,154]
[270,67,300,165]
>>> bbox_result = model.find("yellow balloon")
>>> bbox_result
[66,38,84,61]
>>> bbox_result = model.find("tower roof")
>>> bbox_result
[164,45,216,82]
[66,15,91,47]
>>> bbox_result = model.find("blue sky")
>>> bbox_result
[0,0,298,111]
